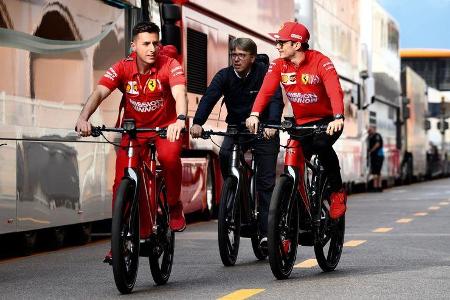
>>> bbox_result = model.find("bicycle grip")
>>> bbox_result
[91,126,101,137]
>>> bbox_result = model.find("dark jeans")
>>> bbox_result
[219,133,280,236]
[294,118,343,192]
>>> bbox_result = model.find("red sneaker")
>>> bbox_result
[330,189,347,219]
[169,201,186,232]
[103,249,112,265]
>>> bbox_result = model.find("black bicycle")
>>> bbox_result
[262,120,345,279]
[201,126,268,266]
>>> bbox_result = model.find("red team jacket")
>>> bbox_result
[98,51,186,129]
[252,50,344,125]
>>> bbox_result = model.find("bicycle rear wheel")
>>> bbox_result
[218,177,241,266]
[313,179,345,272]
[149,182,175,285]
[112,178,140,294]
[268,176,299,279]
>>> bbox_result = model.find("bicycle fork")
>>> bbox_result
[283,162,323,241]
[307,159,325,243]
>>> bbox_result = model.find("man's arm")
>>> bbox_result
[166,84,188,142]
[318,56,345,135]
[192,70,226,126]
[75,85,112,136]
[266,85,284,124]
[190,70,226,138]
[369,134,382,154]
[246,60,281,133]
[369,142,381,154]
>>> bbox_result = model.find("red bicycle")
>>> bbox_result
[263,120,345,279]
[91,119,175,294]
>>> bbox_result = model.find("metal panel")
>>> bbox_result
[0,140,17,234]
[16,139,114,232]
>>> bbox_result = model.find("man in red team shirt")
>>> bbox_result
[246,21,346,219]
[75,22,188,263]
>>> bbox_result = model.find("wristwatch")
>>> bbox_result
[177,114,186,121]
[334,114,345,120]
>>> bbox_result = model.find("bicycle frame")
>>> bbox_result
[92,121,166,241]
[226,139,257,225]
[283,139,327,237]
[263,121,329,240]
[123,137,160,240]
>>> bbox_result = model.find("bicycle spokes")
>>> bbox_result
[313,180,345,272]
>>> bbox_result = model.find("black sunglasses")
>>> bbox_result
[275,40,293,47]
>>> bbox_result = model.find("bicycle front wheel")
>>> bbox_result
[268,176,299,280]
[149,182,175,285]
[112,178,140,294]
[218,177,241,266]
[313,179,345,272]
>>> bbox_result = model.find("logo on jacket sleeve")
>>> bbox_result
[104,67,118,81]
[126,81,139,95]
[281,72,296,85]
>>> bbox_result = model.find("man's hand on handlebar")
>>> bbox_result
[167,119,185,142]
[75,117,92,137]
[326,119,344,135]
[263,128,278,139]
[246,114,260,134]
[190,124,203,139]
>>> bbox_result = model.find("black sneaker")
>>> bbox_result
[259,236,268,250]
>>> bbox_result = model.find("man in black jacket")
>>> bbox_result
[190,38,283,246]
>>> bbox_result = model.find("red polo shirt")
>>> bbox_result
[252,50,344,125]
[98,51,186,128]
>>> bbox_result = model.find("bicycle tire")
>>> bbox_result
[149,182,175,285]
[313,178,345,272]
[112,178,140,294]
[251,234,267,260]
[268,176,299,279]
[217,177,241,266]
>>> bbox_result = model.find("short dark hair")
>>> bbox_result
[230,38,257,55]
[300,42,310,51]
[132,22,160,40]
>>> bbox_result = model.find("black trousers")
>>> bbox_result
[294,118,343,192]
[219,133,280,236]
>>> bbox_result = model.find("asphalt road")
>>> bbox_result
[1,178,450,299]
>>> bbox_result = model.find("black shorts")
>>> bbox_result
[370,156,384,175]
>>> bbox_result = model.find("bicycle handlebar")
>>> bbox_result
[200,128,257,139]
[261,120,328,133]
[91,125,172,138]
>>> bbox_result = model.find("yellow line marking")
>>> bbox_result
[344,240,366,247]
[294,259,318,268]
[429,206,440,210]
[396,218,413,223]
[372,227,393,233]
[439,202,449,205]
[16,217,50,225]
[414,212,428,216]
[218,289,265,300]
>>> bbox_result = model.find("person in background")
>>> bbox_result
[190,37,284,248]
[368,125,384,192]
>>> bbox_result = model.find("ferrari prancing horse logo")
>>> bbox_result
[147,79,157,92]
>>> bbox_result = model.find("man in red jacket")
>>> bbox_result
[75,22,187,263]
[246,21,346,219]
